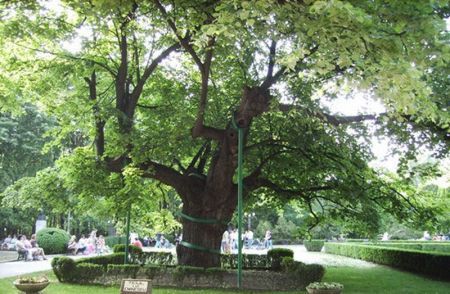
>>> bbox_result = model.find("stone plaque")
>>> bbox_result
[120,279,151,294]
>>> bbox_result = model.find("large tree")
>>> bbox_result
[1,0,449,267]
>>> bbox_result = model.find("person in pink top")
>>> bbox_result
[132,237,143,249]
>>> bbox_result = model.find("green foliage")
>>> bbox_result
[51,256,76,282]
[220,254,269,269]
[304,240,325,252]
[280,257,325,284]
[36,228,70,254]
[112,244,142,255]
[267,248,294,271]
[325,242,450,280]
[76,253,125,268]
[368,242,450,254]
[106,264,140,278]
[140,251,175,266]
[0,105,55,191]
[104,236,127,247]
[72,263,104,283]
[1,0,449,268]
[280,256,296,272]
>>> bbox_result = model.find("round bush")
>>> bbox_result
[113,244,143,254]
[268,248,294,270]
[304,240,325,252]
[36,228,70,254]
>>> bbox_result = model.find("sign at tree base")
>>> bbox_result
[120,279,151,294]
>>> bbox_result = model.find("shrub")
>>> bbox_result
[280,256,325,284]
[280,256,296,272]
[77,253,125,268]
[299,263,326,283]
[325,242,450,280]
[107,264,140,278]
[141,251,175,266]
[304,240,325,252]
[113,244,143,254]
[143,264,166,279]
[221,254,269,269]
[73,263,104,283]
[52,257,76,282]
[36,228,70,254]
[267,248,294,270]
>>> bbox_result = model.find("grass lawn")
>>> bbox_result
[1,266,449,293]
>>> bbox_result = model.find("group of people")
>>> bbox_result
[15,234,47,261]
[1,234,18,250]
[221,228,272,253]
[67,230,107,255]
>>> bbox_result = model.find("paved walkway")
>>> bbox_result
[0,253,88,278]
[0,245,376,279]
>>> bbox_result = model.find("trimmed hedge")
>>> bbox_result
[36,228,70,254]
[77,253,125,268]
[221,254,269,269]
[107,264,140,278]
[268,248,294,270]
[325,242,450,280]
[141,251,175,266]
[304,240,325,252]
[367,242,450,254]
[113,244,143,254]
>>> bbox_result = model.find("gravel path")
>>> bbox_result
[278,245,377,268]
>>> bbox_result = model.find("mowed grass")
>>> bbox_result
[1,266,449,294]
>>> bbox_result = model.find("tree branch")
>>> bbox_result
[154,0,204,71]
[127,42,181,117]
[84,71,105,157]
[139,160,186,190]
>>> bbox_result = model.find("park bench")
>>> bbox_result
[17,249,27,261]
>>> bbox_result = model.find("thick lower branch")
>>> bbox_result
[139,160,187,191]
[192,124,225,141]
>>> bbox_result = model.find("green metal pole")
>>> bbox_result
[237,127,244,288]
[124,201,131,264]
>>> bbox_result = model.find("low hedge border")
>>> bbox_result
[324,242,450,280]
[365,242,450,254]
[52,260,324,290]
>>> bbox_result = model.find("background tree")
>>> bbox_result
[0,0,448,267]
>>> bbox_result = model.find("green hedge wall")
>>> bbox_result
[366,242,450,254]
[325,242,450,280]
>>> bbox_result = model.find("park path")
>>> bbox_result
[0,245,376,279]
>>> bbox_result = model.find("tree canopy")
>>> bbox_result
[0,0,448,267]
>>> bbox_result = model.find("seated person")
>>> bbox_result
[15,235,30,261]
[77,235,87,254]
[29,234,47,260]
[132,237,143,249]
[1,235,12,250]
[67,235,78,255]
[8,235,18,250]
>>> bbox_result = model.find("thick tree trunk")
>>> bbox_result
[176,189,236,267]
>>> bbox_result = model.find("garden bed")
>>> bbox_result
[51,249,325,291]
